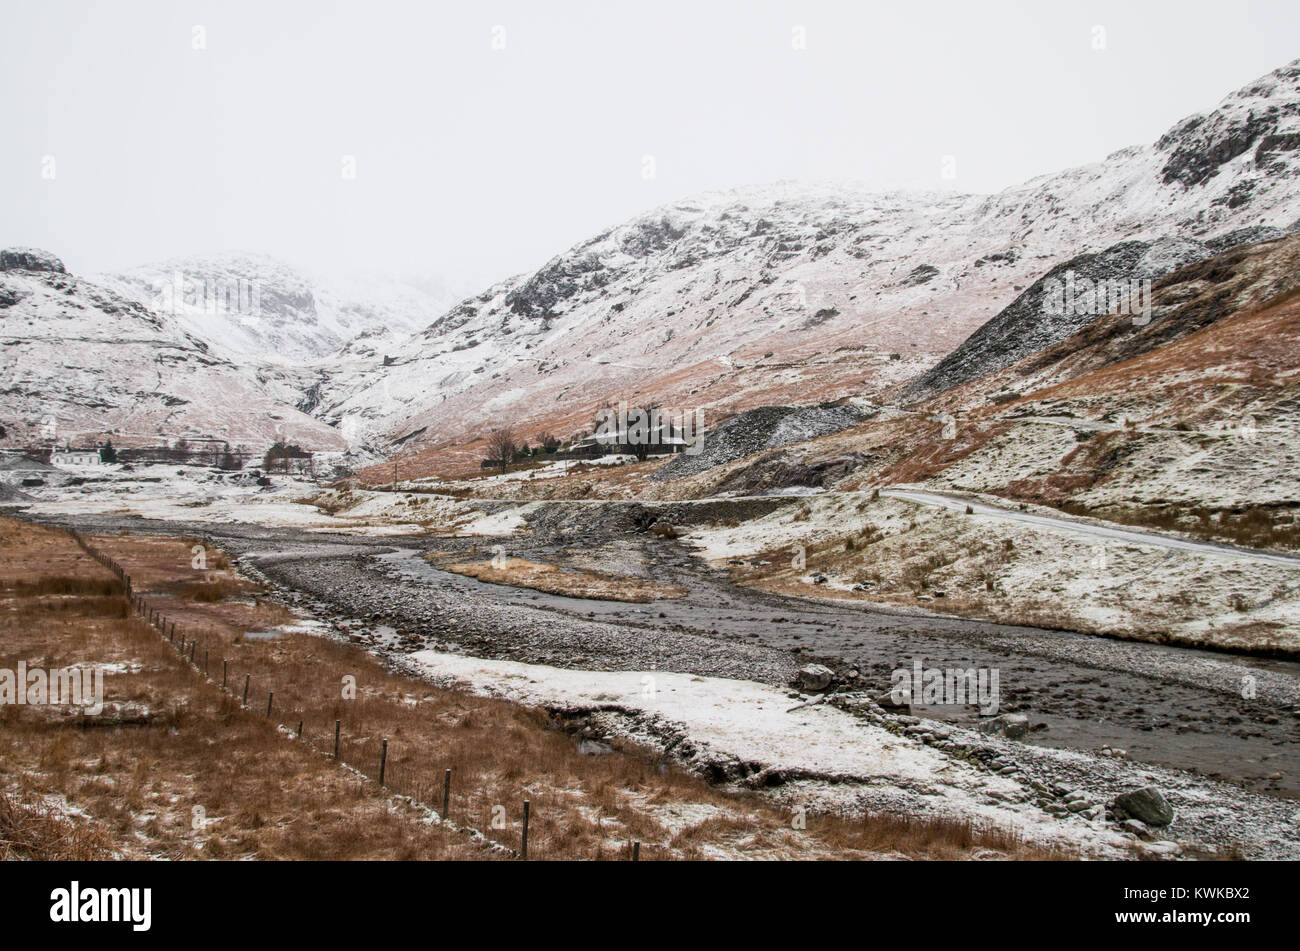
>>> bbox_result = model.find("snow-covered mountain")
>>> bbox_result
[0,250,346,451]
[313,58,1300,459]
[5,58,1299,466]
[96,252,466,365]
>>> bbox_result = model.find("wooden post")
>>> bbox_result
[297,720,302,738]
[521,799,530,860]
[169,622,175,641]
[266,692,273,717]
[242,674,249,707]
[632,841,640,862]
[204,648,209,675]
[189,641,196,664]
[379,739,388,786]
[334,720,341,759]
[222,660,227,688]
[442,769,451,821]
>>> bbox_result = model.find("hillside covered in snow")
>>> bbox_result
[0,250,346,451]
[310,58,1300,461]
[3,59,1299,466]
[96,252,465,365]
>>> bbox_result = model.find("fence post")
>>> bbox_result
[442,769,451,821]
[204,648,209,676]
[334,720,341,759]
[632,841,640,862]
[379,739,388,786]
[297,720,302,738]
[242,675,249,707]
[266,692,273,717]
[521,800,530,860]
[222,660,227,688]
[189,641,196,664]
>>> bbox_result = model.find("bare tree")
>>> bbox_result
[486,426,516,475]
[628,404,660,462]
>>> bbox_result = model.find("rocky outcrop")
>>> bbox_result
[0,284,24,308]
[899,263,939,287]
[1158,59,1299,188]
[505,252,607,321]
[0,247,66,274]
[1159,110,1281,187]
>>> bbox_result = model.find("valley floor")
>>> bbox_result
[7,464,1300,859]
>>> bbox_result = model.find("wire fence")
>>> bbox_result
[63,528,641,861]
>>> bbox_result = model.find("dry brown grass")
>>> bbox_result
[0,517,1068,861]
[435,556,686,602]
[0,788,116,860]
[0,522,484,861]
[1058,500,1300,553]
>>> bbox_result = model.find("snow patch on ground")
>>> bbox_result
[405,648,1130,855]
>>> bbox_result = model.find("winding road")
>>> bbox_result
[879,487,1300,568]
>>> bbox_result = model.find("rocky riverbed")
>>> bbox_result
[17,505,1300,858]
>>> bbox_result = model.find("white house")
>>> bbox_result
[51,450,101,467]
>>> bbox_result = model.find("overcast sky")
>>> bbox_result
[3,0,1298,290]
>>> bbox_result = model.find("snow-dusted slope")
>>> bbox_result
[7,59,1300,463]
[96,252,464,365]
[0,259,346,451]
[317,58,1300,456]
